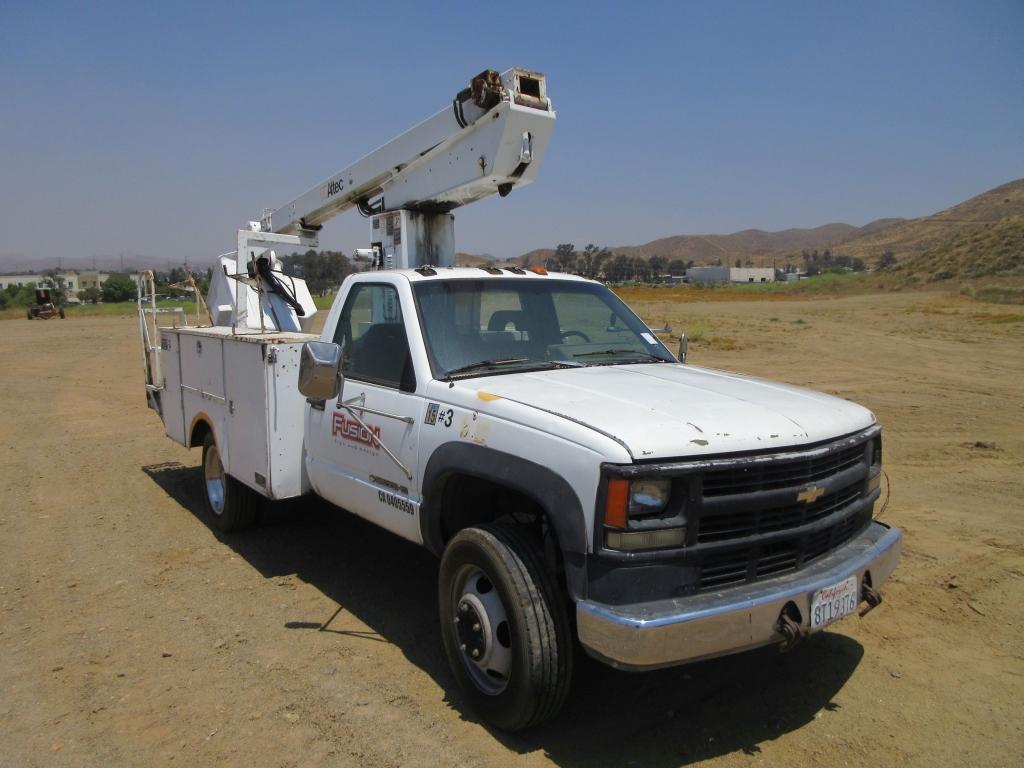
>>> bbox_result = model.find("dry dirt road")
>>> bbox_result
[1,290,1022,767]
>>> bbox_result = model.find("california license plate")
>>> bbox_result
[810,576,859,630]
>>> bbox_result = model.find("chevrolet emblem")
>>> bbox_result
[796,485,825,504]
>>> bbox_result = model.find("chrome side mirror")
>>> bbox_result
[298,341,343,401]
[678,333,688,364]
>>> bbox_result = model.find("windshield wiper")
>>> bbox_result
[572,348,670,362]
[445,358,584,381]
[445,357,531,379]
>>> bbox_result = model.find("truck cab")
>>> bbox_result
[291,267,901,730]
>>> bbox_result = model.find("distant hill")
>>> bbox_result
[515,224,867,268]
[893,213,1024,282]
[502,178,1024,270]
[833,178,1024,264]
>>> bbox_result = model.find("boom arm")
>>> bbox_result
[210,68,554,332]
[262,68,555,236]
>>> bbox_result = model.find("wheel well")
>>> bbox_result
[438,473,566,588]
[189,418,212,449]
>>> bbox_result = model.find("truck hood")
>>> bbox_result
[465,363,875,459]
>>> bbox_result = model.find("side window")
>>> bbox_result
[332,284,415,391]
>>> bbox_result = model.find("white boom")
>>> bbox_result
[210,67,555,332]
[263,68,554,237]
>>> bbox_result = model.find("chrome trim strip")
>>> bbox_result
[180,384,226,404]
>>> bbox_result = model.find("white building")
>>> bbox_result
[685,266,730,284]
[685,266,776,284]
[729,267,775,284]
[0,271,140,301]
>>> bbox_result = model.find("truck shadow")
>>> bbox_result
[143,462,865,767]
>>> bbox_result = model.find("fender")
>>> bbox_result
[420,442,589,598]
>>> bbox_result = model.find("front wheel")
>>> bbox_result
[439,523,572,731]
[201,433,259,532]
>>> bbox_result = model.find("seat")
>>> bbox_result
[349,323,412,387]
[487,310,526,332]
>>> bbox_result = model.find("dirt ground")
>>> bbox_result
[1,290,1021,767]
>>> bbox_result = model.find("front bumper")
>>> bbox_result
[577,521,901,671]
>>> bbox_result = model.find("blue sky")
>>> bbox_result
[1,0,1022,266]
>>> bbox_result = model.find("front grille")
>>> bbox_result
[697,483,862,543]
[690,432,874,591]
[701,443,864,497]
[697,506,871,590]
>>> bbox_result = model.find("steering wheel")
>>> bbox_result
[559,330,591,343]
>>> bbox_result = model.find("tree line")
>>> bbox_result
[532,244,898,282]
[538,244,696,282]
[277,250,353,295]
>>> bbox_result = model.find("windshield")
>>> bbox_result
[413,278,675,380]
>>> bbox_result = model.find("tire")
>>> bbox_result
[439,522,572,731]
[59,308,66,319]
[200,432,259,532]
[26,309,33,320]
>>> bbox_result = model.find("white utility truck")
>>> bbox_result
[138,68,901,731]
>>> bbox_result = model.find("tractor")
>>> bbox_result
[26,288,66,320]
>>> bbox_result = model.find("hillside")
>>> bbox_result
[508,178,1024,270]
[835,178,1024,264]
[893,213,1024,282]
[518,223,869,268]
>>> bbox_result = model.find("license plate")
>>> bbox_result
[810,576,859,630]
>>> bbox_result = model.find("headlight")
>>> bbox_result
[629,478,671,516]
[604,475,684,551]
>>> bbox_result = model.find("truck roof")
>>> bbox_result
[389,267,596,284]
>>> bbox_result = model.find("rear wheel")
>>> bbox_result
[201,433,259,532]
[439,522,572,731]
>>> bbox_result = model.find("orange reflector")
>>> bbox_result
[605,478,629,529]
[527,265,548,275]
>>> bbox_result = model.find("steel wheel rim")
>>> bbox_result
[452,564,512,695]
[204,443,225,515]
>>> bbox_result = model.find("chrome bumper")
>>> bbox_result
[577,521,902,671]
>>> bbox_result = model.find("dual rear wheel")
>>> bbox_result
[200,433,260,532]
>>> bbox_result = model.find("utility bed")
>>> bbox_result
[159,326,317,500]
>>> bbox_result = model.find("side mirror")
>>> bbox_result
[678,333,688,364]
[298,341,343,401]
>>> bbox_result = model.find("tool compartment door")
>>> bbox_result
[180,334,226,402]
[159,330,186,445]
[265,342,309,499]
[178,333,228,457]
[222,339,270,493]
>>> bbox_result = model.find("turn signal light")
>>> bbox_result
[605,478,629,529]
[606,528,685,551]
[527,265,548,275]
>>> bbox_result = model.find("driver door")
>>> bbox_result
[305,281,423,543]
